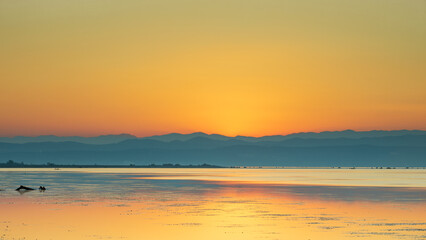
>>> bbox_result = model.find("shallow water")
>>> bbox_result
[0,168,425,240]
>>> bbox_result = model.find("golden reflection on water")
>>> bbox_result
[0,168,425,240]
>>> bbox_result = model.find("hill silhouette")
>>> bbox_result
[0,130,425,167]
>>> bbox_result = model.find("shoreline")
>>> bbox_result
[0,166,424,169]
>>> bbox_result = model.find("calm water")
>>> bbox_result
[0,168,425,240]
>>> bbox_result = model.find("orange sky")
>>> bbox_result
[0,0,425,137]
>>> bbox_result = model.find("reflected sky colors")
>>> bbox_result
[0,168,425,239]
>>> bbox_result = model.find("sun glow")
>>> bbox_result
[0,0,425,137]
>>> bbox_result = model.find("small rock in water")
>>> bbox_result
[15,185,35,191]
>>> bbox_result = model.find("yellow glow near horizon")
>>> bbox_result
[0,0,425,137]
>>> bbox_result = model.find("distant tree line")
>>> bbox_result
[0,160,223,168]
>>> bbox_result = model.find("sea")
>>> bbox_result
[0,168,425,240]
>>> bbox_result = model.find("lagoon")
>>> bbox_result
[0,168,425,239]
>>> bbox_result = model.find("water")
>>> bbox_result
[0,168,425,240]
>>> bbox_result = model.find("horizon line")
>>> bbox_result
[0,129,425,139]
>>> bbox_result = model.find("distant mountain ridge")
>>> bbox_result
[146,130,426,142]
[1,134,425,152]
[0,134,137,144]
[1,130,424,144]
[0,130,425,167]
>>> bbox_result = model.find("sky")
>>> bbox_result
[0,0,425,137]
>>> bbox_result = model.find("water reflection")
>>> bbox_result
[0,169,425,240]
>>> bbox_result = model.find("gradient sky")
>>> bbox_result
[1,0,425,137]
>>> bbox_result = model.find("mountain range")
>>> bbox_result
[0,130,425,167]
